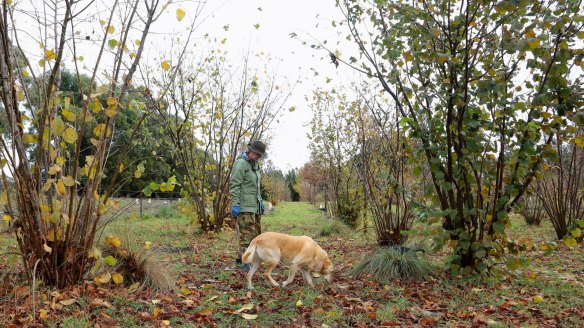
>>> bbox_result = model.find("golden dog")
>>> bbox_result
[241,232,333,289]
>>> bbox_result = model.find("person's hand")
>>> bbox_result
[232,205,240,217]
[260,202,265,214]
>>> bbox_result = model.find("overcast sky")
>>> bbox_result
[13,0,358,172]
[192,0,356,171]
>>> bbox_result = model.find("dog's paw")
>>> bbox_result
[281,281,289,287]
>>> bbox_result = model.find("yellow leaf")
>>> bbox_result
[528,38,540,49]
[45,49,57,60]
[161,60,171,71]
[153,307,160,317]
[180,286,191,295]
[403,51,413,62]
[106,97,117,106]
[56,179,66,195]
[129,282,140,291]
[52,117,65,136]
[62,176,75,187]
[23,133,37,144]
[62,109,76,122]
[99,203,108,215]
[105,107,118,118]
[47,229,56,242]
[145,241,151,250]
[563,237,577,248]
[525,29,536,38]
[533,295,544,303]
[22,69,30,77]
[112,272,123,285]
[48,164,61,175]
[105,235,122,248]
[0,191,8,206]
[3,214,10,222]
[63,128,78,144]
[56,156,65,166]
[39,309,49,320]
[43,243,52,253]
[93,123,108,138]
[241,313,257,320]
[107,25,115,34]
[16,90,25,102]
[176,8,185,21]
[90,98,102,113]
[296,299,303,307]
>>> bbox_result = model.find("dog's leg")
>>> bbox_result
[300,269,314,287]
[281,263,299,287]
[246,256,261,290]
[264,260,280,287]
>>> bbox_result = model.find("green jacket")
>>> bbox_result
[230,152,262,214]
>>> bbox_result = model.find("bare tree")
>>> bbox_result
[150,51,290,232]
[536,137,584,240]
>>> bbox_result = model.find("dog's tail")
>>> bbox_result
[241,240,257,264]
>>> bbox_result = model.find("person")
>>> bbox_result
[229,140,266,271]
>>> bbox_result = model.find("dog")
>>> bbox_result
[241,232,333,289]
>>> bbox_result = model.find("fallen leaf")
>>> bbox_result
[197,308,213,316]
[39,309,49,320]
[59,299,76,306]
[112,272,123,285]
[235,303,254,313]
[533,295,544,303]
[129,282,141,291]
[43,243,53,253]
[241,313,257,320]
[105,235,121,248]
[91,298,112,308]
[180,286,191,295]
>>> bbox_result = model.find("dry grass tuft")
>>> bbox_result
[100,232,175,292]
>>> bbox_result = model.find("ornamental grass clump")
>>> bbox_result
[348,245,433,282]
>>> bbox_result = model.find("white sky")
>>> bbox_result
[192,0,356,171]
[11,0,359,172]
